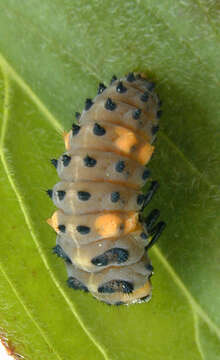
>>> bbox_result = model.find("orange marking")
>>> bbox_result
[94,212,138,238]
[46,211,59,232]
[137,143,154,165]
[64,131,71,150]
[114,126,138,154]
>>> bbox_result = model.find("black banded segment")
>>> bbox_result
[98,280,134,294]
[83,155,97,167]
[52,244,72,263]
[76,225,90,235]
[67,276,89,292]
[85,98,93,111]
[91,248,129,267]
[98,83,106,94]
[93,123,106,136]
[77,191,91,201]
[132,108,142,120]
[115,160,125,173]
[57,190,66,201]
[62,154,71,167]
[72,124,80,136]
[116,81,127,93]
[105,97,117,111]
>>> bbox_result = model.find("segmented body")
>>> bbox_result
[47,73,165,305]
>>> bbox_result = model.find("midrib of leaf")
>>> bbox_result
[0,50,220,348]
[0,67,108,360]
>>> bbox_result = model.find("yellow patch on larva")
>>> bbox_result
[64,131,71,150]
[114,126,138,154]
[137,143,154,165]
[94,212,138,238]
[46,211,59,233]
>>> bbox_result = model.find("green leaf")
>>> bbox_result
[0,1,219,359]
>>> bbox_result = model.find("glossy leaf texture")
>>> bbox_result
[0,1,219,359]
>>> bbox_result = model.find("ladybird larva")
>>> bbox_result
[47,72,166,305]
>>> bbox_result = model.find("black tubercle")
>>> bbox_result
[92,248,129,267]
[127,72,135,82]
[52,244,72,263]
[146,263,154,272]
[132,108,142,120]
[142,181,159,209]
[115,160,125,173]
[72,124,80,136]
[157,110,163,119]
[144,209,160,232]
[58,224,66,233]
[93,123,106,136]
[75,112,81,120]
[77,191,91,201]
[137,194,145,205]
[105,97,117,111]
[46,189,53,198]
[111,191,120,203]
[140,91,149,102]
[110,75,117,84]
[98,280,133,294]
[98,83,106,94]
[57,190,66,201]
[83,155,97,167]
[152,125,159,135]
[116,81,127,93]
[62,154,71,167]
[67,276,89,292]
[145,221,166,251]
[140,232,148,240]
[146,82,155,91]
[85,98,93,111]
[76,225,90,235]
[51,159,58,168]
[142,169,150,180]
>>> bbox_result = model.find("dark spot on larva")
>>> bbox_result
[142,169,150,180]
[137,194,145,205]
[146,82,155,91]
[140,232,148,240]
[152,125,159,135]
[157,110,163,119]
[115,160,125,173]
[85,98,93,111]
[110,75,117,84]
[111,191,120,203]
[75,112,81,120]
[93,123,106,136]
[52,244,72,263]
[105,97,117,111]
[83,155,97,167]
[92,247,129,267]
[58,224,66,233]
[77,191,91,201]
[72,124,80,136]
[135,73,143,80]
[146,264,154,272]
[57,190,66,201]
[127,72,135,82]
[115,301,125,306]
[76,225,90,235]
[98,280,133,294]
[132,108,142,120]
[51,159,58,168]
[46,189,53,198]
[62,154,71,167]
[67,276,89,292]
[98,83,106,94]
[116,81,127,93]
[140,91,149,102]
